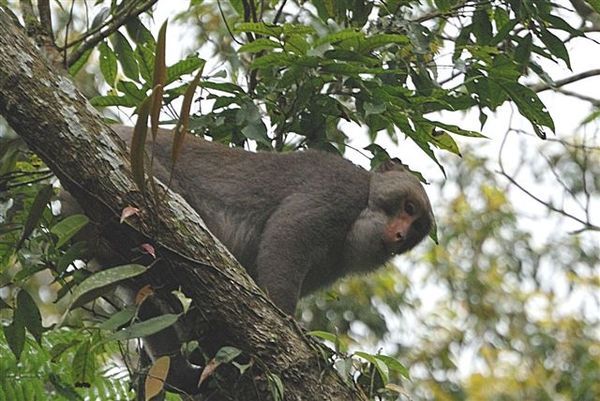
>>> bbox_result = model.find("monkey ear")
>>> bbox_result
[374,158,429,184]
[374,157,406,173]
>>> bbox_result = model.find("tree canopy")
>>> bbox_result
[0,0,599,400]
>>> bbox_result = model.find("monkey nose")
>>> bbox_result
[394,231,404,242]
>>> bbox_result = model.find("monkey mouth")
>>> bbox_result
[383,240,403,256]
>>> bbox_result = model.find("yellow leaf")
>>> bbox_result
[145,356,170,401]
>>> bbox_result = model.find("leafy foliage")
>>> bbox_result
[1,0,599,400]
[301,149,600,400]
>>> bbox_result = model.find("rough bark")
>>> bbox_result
[0,8,366,401]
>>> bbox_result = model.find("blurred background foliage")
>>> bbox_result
[1,0,599,400]
[300,140,600,400]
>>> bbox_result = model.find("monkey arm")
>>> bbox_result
[254,193,334,314]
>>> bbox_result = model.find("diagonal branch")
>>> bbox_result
[0,7,365,400]
[532,68,600,92]
[65,0,158,68]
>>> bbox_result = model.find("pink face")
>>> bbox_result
[382,199,426,255]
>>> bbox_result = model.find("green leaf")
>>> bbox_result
[282,24,316,35]
[117,80,145,101]
[581,109,600,125]
[359,34,409,52]
[99,306,137,331]
[214,346,242,363]
[68,48,93,76]
[229,0,244,15]
[251,52,295,69]
[48,373,84,400]
[238,38,281,53]
[266,372,284,401]
[0,298,9,310]
[308,330,338,343]
[286,34,310,54]
[429,130,461,155]
[57,241,88,276]
[497,80,555,134]
[109,314,179,341]
[201,81,245,94]
[16,290,43,343]
[324,49,379,66]
[111,31,139,81]
[98,42,118,87]
[68,264,147,310]
[428,120,487,138]
[321,62,383,75]
[374,355,410,379]
[51,214,89,249]
[3,315,25,360]
[234,22,283,37]
[314,29,362,47]
[126,17,156,48]
[354,351,390,385]
[390,112,445,175]
[537,27,571,69]
[490,19,518,46]
[17,184,53,249]
[585,0,600,13]
[453,25,471,61]
[72,339,96,387]
[363,102,386,117]
[543,14,583,37]
[50,339,80,361]
[135,44,154,84]
[242,123,270,147]
[472,9,492,44]
[212,96,239,109]
[514,33,533,67]
[166,56,206,84]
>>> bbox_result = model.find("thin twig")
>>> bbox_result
[63,0,76,68]
[65,0,158,68]
[498,129,600,233]
[555,88,600,106]
[217,0,244,45]
[532,69,600,92]
[273,0,288,24]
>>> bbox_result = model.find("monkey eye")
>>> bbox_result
[404,200,417,216]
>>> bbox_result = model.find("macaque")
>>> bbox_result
[110,126,433,314]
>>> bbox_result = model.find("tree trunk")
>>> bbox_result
[0,8,366,401]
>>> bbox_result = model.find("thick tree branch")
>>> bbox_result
[0,7,364,400]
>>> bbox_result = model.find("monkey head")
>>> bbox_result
[344,159,433,272]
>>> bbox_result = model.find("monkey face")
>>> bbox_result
[369,170,433,256]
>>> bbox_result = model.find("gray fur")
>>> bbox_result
[112,126,432,313]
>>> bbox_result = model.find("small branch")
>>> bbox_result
[498,130,600,233]
[65,0,158,68]
[37,0,54,44]
[63,0,75,67]
[19,0,61,65]
[273,0,288,24]
[532,69,600,92]
[216,0,243,45]
[555,88,600,106]
[498,168,600,231]
[412,0,489,23]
